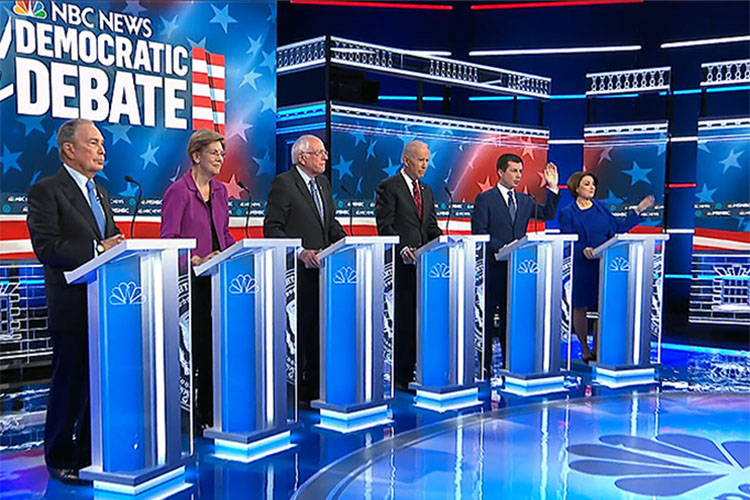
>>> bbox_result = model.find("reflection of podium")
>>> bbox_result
[65,239,195,495]
[591,233,668,387]
[410,235,489,412]
[495,234,577,396]
[194,238,301,462]
[312,236,399,432]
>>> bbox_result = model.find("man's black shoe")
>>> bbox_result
[47,466,90,486]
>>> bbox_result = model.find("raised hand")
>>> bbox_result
[635,195,655,215]
[544,162,559,191]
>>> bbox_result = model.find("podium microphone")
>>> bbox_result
[529,190,540,234]
[340,185,354,236]
[237,181,251,238]
[124,175,143,239]
[444,186,454,235]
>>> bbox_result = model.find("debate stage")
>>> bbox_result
[2,344,748,500]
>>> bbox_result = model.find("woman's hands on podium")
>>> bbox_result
[635,195,655,215]
[191,251,219,267]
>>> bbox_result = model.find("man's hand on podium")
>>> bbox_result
[400,246,416,264]
[583,247,596,260]
[191,251,219,267]
[300,249,321,268]
[101,234,125,252]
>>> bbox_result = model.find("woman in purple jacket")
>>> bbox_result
[559,171,654,362]
[161,129,235,432]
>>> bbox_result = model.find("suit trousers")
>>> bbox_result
[394,260,417,388]
[484,261,508,378]
[191,275,214,428]
[296,266,320,403]
[44,329,91,470]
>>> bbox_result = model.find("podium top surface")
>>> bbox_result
[318,235,400,260]
[65,238,196,285]
[495,233,578,261]
[414,234,490,258]
[194,237,302,276]
[592,232,669,257]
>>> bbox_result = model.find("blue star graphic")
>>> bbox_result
[332,155,354,181]
[352,132,366,147]
[28,170,41,186]
[259,49,276,72]
[209,4,237,34]
[253,150,275,178]
[428,149,438,169]
[122,1,147,15]
[622,161,653,185]
[240,69,262,90]
[695,183,717,203]
[119,182,140,197]
[657,141,667,156]
[720,148,744,173]
[187,37,206,49]
[366,140,377,160]
[697,141,711,154]
[356,176,364,194]
[266,3,277,22]
[160,15,178,38]
[103,124,132,145]
[95,169,109,181]
[259,92,275,113]
[1,145,22,174]
[443,168,453,184]
[47,126,61,154]
[140,144,160,169]
[398,134,417,147]
[383,157,401,177]
[735,216,750,232]
[17,116,45,135]
[246,34,264,55]
[599,190,624,207]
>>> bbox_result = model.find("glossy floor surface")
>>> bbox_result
[1,344,749,499]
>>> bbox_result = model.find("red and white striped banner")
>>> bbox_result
[192,48,226,134]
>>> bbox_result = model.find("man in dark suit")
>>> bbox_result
[471,153,560,380]
[375,140,442,390]
[27,119,124,484]
[264,134,346,404]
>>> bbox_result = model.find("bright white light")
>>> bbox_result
[543,247,552,372]
[415,387,478,401]
[264,251,274,425]
[457,246,465,384]
[633,244,644,364]
[470,45,641,56]
[319,404,388,421]
[661,35,750,49]
[93,466,185,495]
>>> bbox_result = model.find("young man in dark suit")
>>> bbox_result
[264,134,346,404]
[375,140,442,390]
[27,119,124,484]
[471,153,560,380]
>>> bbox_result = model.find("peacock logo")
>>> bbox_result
[13,1,47,19]
[333,266,358,285]
[109,282,144,306]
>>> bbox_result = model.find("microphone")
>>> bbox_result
[529,190,540,234]
[124,175,143,239]
[340,185,354,236]
[237,181,251,239]
[444,186,454,235]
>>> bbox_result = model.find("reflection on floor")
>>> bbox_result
[1,344,748,500]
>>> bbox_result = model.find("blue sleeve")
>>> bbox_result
[605,204,643,237]
[472,193,502,254]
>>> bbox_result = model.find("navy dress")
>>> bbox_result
[558,199,643,309]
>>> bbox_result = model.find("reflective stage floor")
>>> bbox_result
[1,344,749,500]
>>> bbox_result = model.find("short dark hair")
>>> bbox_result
[567,171,598,196]
[497,153,523,172]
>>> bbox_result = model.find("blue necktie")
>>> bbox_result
[309,179,324,222]
[507,191,517,222]
[86,179,106,237]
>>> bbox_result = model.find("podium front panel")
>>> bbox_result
[418,246,451,387]
[599,244,630,366]
[506,245,539,374]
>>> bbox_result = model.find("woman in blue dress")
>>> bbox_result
[559,172,654,362]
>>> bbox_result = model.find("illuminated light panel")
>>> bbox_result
[319,404,388,421]
[214,431,294,463]
[317,413,392,434]
[414,394,482,413]
[661,34,750,49]
[471,0,642,10]
[92,466,186,495]
[470,45,640,56]
[415,387,478,401]
[290,1,453,10]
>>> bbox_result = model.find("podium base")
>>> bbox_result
[593,364,658,388]
[500,371,568,397]
[312,399,392,433]
[206,426,297,463]
[410,383,482,413]
[81,460,190,496]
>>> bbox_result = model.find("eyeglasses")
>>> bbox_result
[205,149,226,159]
[302,149,328,158]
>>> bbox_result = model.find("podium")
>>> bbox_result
[495,234,577,396]
[590,233,668,388]
[194,238,301,462]
[410,235,489,412]
[65,239,195,495]
[312,236,399,432]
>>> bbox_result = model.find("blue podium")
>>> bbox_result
[410,235,489,412]
[312,236,399,433]
[194,238,301,462]
[65,239,195,496]
[591,233,668,388]
[495,234,577,396]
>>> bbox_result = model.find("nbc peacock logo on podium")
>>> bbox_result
[1,1,225,133]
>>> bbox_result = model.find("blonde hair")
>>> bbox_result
[187,129,225,165]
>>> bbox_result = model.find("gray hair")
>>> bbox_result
[290,134,322,166]
[402,140,428,161]
[57,119,94,162]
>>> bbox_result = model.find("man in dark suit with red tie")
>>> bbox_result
[27,119,124,484]
[471,153,560,380]
[375,140,442,390]
[264,135,346,405]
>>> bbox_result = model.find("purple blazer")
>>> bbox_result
[160,171,235,257]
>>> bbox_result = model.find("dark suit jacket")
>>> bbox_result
[375,173,442,252]
[263,167,346,248]
[27,168,120,334]
[471,187,560,256]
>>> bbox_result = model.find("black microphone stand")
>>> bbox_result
[124,175,143,239]
[237,181,252,238]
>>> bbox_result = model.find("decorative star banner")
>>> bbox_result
[0,0,276,217]
[583,124,667,228]
[695,121,750,241]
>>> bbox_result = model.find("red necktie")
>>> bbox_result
[413,179,422,219]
